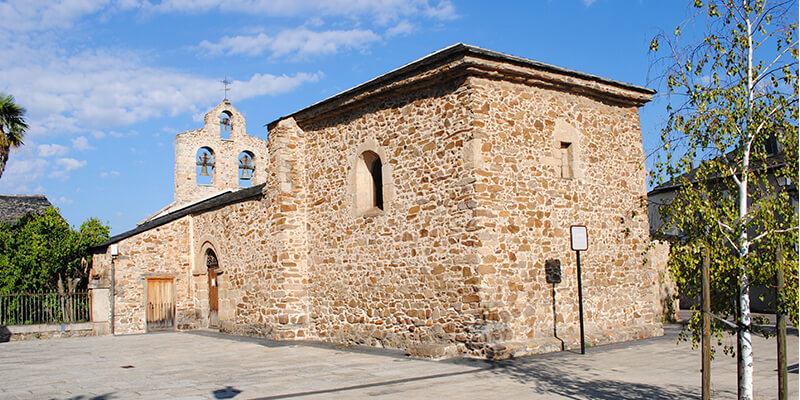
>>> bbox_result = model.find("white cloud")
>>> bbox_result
[49,157,87,180]
[37,143,69,157]
[1,47,320,137]
[0,156,49,193]
[198,28,380,59]
[583,0,597,6]
[386,20,415,38]
[274,29,380,58]
[72,136,94,151]
[199,33,271,56]
[108,131,127,138]
[0,0,453,145]
[233,72,322,99]
[147,0,456,24]
[58,196,74,205]
[100,170,120,178]
[56,158,86,171]
[1,0,456,36]
[0,0,110,33]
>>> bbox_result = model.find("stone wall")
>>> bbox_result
[300,77,480,357]
[188,196,312,340]
[92,130,313,339]
[93,217,195,334]
[287,67,665,358]
[0,322,97,342]
[464,76,663,356]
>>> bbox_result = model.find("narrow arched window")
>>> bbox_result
[220,111,232,140]
[238,151,255,187]
[196,147,215,185]
[366,153,383,210]
[356,151,383,214]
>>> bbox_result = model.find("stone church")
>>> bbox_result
[91,44,668,359]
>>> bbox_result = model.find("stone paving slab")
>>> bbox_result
[0,325,796,399]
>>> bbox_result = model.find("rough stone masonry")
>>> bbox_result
[91,43,670,359]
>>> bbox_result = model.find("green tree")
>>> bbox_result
[0,207,110,294]
[650,1,798,398]
[0,93,29,180]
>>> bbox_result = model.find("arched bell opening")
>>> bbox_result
[220,111,232,140]
[238,151,255,187]
[196,147,215,185]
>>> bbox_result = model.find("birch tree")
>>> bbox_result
[650,1,798,398]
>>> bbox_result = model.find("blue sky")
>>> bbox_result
[1,0,695,234]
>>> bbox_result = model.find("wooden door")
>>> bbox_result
[146,278,175,331]
[208,267,219,327]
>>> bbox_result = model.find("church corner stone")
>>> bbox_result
[90,44,669,359]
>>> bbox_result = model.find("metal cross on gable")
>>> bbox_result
[197,152,215,176]
[239,154,254,180]
[221,77,232,101]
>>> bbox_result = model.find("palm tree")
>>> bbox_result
[0,93,29,180]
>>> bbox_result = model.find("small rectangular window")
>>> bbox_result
[560,142,573,179]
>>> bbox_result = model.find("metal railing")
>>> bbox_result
[0,292,91,325]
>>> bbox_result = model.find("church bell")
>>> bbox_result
[239,154,253,180]
[197,152,214,176]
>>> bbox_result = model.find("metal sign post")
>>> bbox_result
[570,225,588,354]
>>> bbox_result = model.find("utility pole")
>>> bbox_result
[776,244,787,400]
[702,246,711,400]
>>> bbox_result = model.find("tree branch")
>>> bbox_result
[753,42,799,84]
[716,219,739,249]
[750,227,799,244]
[753,102,791,137]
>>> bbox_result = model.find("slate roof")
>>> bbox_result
[648,149,788,196]
[267,43,656,130]
[92,184,265,251]
[0,194,54,224]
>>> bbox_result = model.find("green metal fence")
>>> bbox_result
[0,292,90,325]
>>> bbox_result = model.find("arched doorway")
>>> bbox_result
[206,249,220,328]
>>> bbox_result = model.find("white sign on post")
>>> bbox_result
[570,225,588,251]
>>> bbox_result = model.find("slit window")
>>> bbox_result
[560,142,573,179]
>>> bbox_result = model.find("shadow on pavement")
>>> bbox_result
[489,359,693,400]
[61,393,116,400]
[213,386,242,399]
[788,363,799,374]
[249,368,489,399]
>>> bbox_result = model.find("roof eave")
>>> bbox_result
[267,43,655,130]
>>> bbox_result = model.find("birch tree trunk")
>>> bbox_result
[738,6,754,398]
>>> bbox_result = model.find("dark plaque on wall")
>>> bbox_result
[545,259,562,284]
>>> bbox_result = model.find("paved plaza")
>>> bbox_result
[0,325,796,399]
